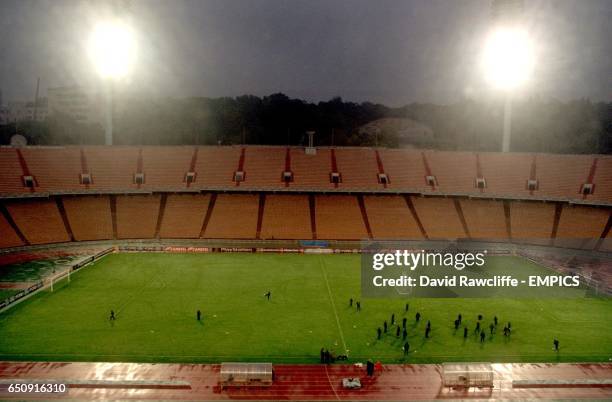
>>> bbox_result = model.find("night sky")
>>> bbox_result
[1,0,610,106]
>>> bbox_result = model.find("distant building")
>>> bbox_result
[1,99,48,124]
[47,86,104,125]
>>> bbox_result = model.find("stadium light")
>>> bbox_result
[87,20,137,145]
[481,27,534,90]
[88,20,136,79]
[481,26,534,152]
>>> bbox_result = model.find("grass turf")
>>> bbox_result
[0,252,610,364]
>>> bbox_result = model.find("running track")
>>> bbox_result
[0,361,611,400]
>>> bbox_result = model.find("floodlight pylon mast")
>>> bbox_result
[491,0,524,153]
[502,93,512,152]
[105,83,113,145]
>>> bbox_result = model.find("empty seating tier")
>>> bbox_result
[0,144,610,251]
[84,146,141,191]
[0,194,609,249]
[115,195,161,239]
[0,213,24,248]
[334,148,379,189]
[555,205,610,249]
[315,195,368,240]
[425,151,477,194]
[0,146,610,203]
[411,196,466,239]
[478,152,533,197]
[459,199,508,240]
[260,195,312,239]
[290,148,335,190]
[590,157,612,202]
[536,154,593,199]
[509,201,555,242]
[62,195,113,241]
[376,149,429,192]
[364,195,424,239]
[159,194,210,238]
[20,147,82,192]
[241,147,286,188]
[202,194,259,239]
[194,147,242,188]
[141,147,194,189]
[0,148,25,194]
[4,198,70,245]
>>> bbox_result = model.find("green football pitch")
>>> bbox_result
[0,252,610,364]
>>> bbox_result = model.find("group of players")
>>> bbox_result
[109,291,560,359]
[372,303,513,353]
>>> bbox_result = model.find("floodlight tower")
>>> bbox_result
[88,20,136,145]
[483,0,533,153]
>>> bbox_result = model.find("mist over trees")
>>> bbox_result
[1,93,610,154]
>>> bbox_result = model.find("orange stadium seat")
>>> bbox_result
[83,146,140,191]
[364,195,424,239]
[0,146,610,248]
[334,148,379,189]
[20,147,82,192]
[555,204,609,249]
[376,149,430,192]
[536,154,593,199]
[459,199,508,240]
[0,146,610,202]
[115,194,161,239]
[290,148,335,190]
[159,193,210,238]
[141,146,194,189]
[203,193,259,239]
[589,156,612,202]
[410,196,466,239]
[509,201,555,242]
[5,198,70,244]
[425,151,477,194]
[241,147,286,188]
[62,195,113,241]
[0,212,24,248]
[478,152,533,198]
[195,146,242,188]
[315,195,368,240]
[260,194,312,239]
[0,148,26,194]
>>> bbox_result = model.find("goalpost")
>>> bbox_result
[0,248,114,313]
[48,268,71,292]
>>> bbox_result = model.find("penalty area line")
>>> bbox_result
[318,256,348,354]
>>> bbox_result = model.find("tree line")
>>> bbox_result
[1,93,610,154]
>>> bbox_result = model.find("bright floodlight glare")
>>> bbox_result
[481,27,534,90]
[88,21,136,79]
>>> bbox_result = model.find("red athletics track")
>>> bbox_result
[0,361,611,400]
